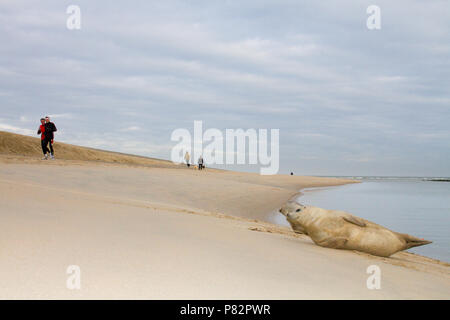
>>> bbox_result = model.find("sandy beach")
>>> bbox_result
[0,152,449,299]
[2,0,450,304]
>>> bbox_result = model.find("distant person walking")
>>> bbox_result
[37,118,50,160]
[43,116,57,159]
[184,151,190,167]
[198,155,204,170]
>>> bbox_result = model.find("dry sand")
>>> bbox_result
[0,132,449,299]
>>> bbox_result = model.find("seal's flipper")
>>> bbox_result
[404,239,432,249]
[315,236,348,249]
[292,225,307,235]
[343,216,366,227]
[396,232,432,249]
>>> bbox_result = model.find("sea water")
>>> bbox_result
[269,177,450,262]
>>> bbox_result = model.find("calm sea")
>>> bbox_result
[269,177,450,262]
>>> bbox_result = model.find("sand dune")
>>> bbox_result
[0,130,176,168]
[0,132,448,299]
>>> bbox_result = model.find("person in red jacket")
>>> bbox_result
[37,118,50,159]
[44,116,57,159]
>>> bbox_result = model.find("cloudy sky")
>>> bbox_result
[1,0,449,176]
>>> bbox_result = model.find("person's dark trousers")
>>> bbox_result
[41,139,50,155]
[43,138,54,155]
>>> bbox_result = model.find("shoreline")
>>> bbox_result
[0,158,448,299]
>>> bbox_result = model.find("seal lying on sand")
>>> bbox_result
[279,201,431,257]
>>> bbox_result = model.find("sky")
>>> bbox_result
[0,0,449,176]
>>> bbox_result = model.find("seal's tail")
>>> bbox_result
[397,232,432,249]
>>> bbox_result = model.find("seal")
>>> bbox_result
[279,201,432,257]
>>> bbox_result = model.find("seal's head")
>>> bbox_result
[280,201,308,234]
[279,201,306,220]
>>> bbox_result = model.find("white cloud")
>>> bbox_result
[120,126,141,132]
[0,123,34,136]
[375,76,408,83]
[47,113,74,119]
